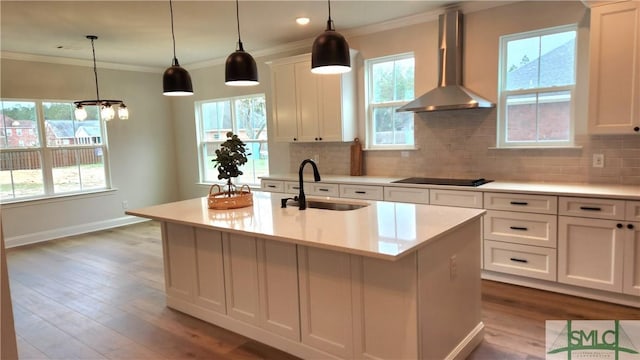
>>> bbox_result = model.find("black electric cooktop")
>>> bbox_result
[391,177,493,187]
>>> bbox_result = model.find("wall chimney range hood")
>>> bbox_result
[397,10,495,113]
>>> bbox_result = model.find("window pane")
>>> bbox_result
[506,94,537,142]
[51,148,106,193]
[394,57,415,101]
[539,31,576,88]
[202,143,217,182]
[43,102,103,146]
[372,61,394,102]
[538,91,571,141]
[236,141,269,186]
[0,101,39,148]
[201,101,231,141]
[0,150,45,200]
[505,37,540,90]
[234,97,267,141]
[373,106,414,146]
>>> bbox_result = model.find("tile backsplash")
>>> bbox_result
[289,110,640,185]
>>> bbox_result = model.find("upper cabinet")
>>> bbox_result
[269,52,357,142]
[588,1,640,134]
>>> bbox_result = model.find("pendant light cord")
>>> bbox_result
[89,36,100,101]
[169,0,178,64]
[326,0,335,31]
[235,0,244,51]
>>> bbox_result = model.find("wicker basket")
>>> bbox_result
[207,184,253,210]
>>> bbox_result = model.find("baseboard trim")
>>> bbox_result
[446,322,485,360]
[5,216,148,248]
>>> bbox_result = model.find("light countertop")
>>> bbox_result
[261,174,640,200]
[126,191,485,260]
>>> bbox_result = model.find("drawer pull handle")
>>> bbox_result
[267,185,276,188]
[292,186,299,190]
[509,226,528,231]
[510,201,528,206]
[355,191,367,194]
[580,206,601,211]
[318,188,329,192]
[510,257,529,264]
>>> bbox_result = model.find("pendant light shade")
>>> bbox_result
[163,0,193,96]
[73,35,129,121]
[311,0,351,74]
[225,0,259,86]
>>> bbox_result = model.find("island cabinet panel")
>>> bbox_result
[223,234,260,325]
[193,228,226,314]
[297,247,356,358]
[256,240,300,341]
[162,223,197,302]
[353,254,418,360]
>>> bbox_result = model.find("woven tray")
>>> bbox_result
[207,184,253,210]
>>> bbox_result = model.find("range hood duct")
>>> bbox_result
[397,10,495,113]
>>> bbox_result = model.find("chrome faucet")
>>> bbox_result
[296,159,321,210]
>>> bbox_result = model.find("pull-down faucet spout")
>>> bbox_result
[297,159,321,210]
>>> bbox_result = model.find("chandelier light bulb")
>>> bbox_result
[101,104,115,121]
[74,106,88,121]
[118,105,129,120]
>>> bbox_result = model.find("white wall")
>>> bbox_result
[1,59,178,245]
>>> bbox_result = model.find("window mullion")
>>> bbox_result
[35,101,54,195]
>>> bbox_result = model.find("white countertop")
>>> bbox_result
[262,174,640,200]
[126,191,485,260]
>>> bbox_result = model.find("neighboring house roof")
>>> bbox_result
[507,39,575,90]
[45,120,100,138]
[1,114,35,128]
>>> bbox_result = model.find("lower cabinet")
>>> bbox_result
[623,222,640,296]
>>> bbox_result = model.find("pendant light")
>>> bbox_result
[74,35,129,121]
[163,0,193,96]
[225,0,259,86]
[311,0,351,74]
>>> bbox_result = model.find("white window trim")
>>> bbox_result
[364,52,415,150]
[496,24,578,149]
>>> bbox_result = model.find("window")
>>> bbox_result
[365,53,415,149]
[196,94,268,186]
[1,100,109,202]
[497,25,577,148]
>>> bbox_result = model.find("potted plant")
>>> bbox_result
[208,132,253,209]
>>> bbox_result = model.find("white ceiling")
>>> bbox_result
[0,1,502,71]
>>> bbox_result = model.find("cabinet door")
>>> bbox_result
[384,186,429,204]
[163,223,196,301]
[295,61,321,142]
[558,217,624,292]
[271,63,299,142]
[623,222,640,296]
[484,210,557,248]
[298,246,355,358]
[257,240,300,340]
[588,1,640,134]
[430,189,483,208]
[223,233,260,325]
[318,74,344,141]
[193,228,226,314]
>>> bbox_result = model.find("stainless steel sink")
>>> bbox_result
[283,198,369,211]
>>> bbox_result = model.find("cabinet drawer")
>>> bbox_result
[484,240,557,281]
[559,197,626,220]
[261,180,284,192]
[484,192,557,214]
[284,181,301,194]
[383,186,429,204]
[339,184,383,200]
[429,189,483,208]
[484,211,557,248]
[626,201,640,222]
[308,183,340,197]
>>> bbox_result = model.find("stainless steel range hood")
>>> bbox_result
[397,10,495,113]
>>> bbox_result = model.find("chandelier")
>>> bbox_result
[74,35,129,121]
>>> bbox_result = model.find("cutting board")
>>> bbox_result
[350,138,363,176]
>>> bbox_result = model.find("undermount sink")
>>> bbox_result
[284,198,369,211]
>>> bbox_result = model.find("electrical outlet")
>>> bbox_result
[122,200,129,210]
[401,151,409,158]
[593,154,604,168]
[449,255,457,280]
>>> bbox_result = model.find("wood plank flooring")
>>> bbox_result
[6,221,640,360]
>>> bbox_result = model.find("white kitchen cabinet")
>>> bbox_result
[484,211,557,248]
[339,184,384,200]
[429,189,483,208]
[626,201,640,222]
[261,179,284,193]
[558,216,625,292]
[162,223,226,314]
[559,196,626,220]
[269,52,357,143]
[484,240,557,281]
[484,192,557,215]
[588,1,640,134]
[223,233,260,325]
[383,186,429,204]
[623,205,640,296]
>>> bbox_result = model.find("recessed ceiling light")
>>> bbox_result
[296,17,310,25]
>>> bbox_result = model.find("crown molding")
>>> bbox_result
[0,51,161,73]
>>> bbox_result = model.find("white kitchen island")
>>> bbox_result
[126,191,486,360]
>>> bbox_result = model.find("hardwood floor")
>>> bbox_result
[6,221,639,360]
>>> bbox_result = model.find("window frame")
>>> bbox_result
[195,93,268,187]
[364,52,416,150]
[1,98,112,203]
[496,24,578,149]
